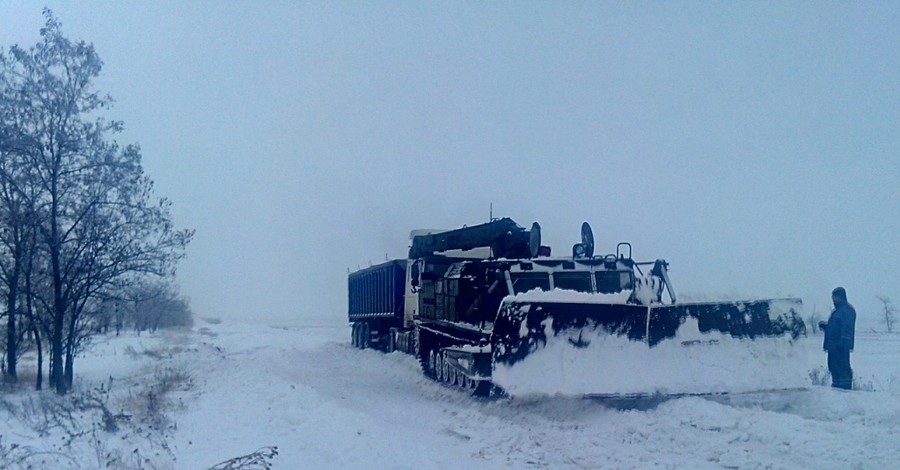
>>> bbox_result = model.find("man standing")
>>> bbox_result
[819,287,857,390]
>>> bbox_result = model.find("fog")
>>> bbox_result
[2,2,897,328]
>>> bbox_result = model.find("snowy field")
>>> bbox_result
[2,320,899,469]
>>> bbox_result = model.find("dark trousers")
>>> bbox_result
[827,348,852,390]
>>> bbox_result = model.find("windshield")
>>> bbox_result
[595,271,634,294]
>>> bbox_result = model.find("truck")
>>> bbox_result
[348,218,808,398]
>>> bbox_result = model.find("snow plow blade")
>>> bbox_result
[490,297,808,398]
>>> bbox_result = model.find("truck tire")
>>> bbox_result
[435,352,444,381]
[415,327,435,377]
[428,349,436,377]
[443,358,453,385]
[351,323,359,348]
[460,373,471,389]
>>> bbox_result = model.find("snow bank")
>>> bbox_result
[6,321,899,469]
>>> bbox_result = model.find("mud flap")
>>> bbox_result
[490,299,808,398]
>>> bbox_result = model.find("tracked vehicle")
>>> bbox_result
[348,218,808,398]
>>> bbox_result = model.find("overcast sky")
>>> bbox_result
[1,2,897,328]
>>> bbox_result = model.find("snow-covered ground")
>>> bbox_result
[2,320,899,469]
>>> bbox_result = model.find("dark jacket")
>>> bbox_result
[823,300,856,352]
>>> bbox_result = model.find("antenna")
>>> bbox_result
[488,202,494,258]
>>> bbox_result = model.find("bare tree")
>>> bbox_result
[876,296,896,333]
[130,281,193,332]
[103,279,193,335]
[0,32,45,384]
[0,158,41,385]
[0,10,193,394]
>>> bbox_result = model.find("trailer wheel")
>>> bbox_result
[353,323,363,348]
[387,330,396,353]
[350,323,358,347]
[360,323,370,349]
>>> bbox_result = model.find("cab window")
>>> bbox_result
[511,272,550,294]
[553,272,592,293]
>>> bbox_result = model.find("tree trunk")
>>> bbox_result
[63,306,79,390]
[48,353,53,389]
[49,175,68,395]
[5,275,18,382]
[23,255,41,391]
[50,266,66,394]
[64,346,74,390]
[51,322,65,394]
[33,323,42,391]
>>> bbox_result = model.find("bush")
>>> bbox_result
[208,446,279,470]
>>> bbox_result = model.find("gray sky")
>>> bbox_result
[1,2,898,328]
